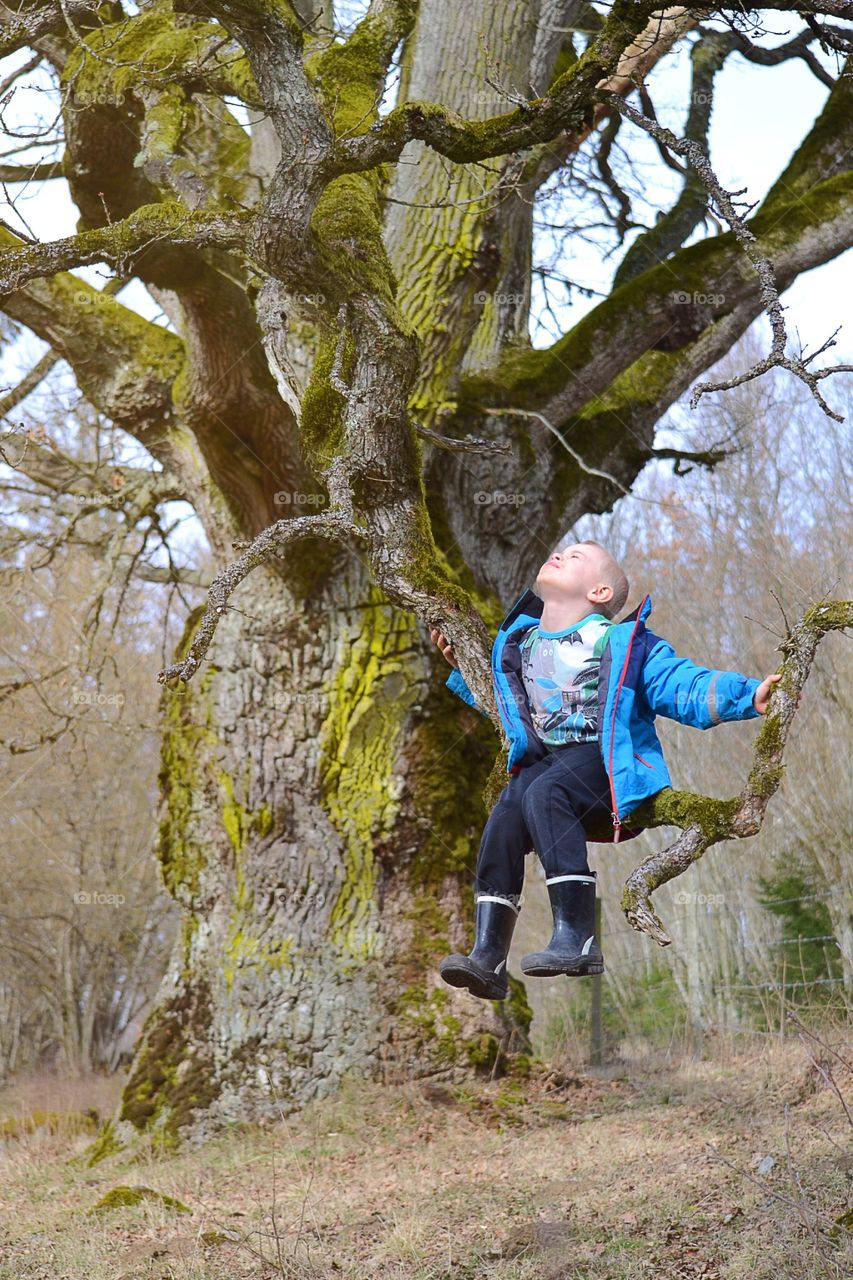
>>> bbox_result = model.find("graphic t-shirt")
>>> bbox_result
[520,613,613,745]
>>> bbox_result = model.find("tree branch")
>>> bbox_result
[0,201,250,295]
[331,1,663,172]
[620,601,853,945]
[157,511,368,684]
[599,87,853,421]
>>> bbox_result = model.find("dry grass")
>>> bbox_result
[0,1031,850,1280]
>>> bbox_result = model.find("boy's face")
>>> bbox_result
[535,542,613,609]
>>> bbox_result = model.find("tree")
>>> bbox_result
[1,1,851,1150]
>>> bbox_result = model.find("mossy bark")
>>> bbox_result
[100,560,518,1153]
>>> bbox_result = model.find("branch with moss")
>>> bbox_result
[620,600,853,946]
[0,0,105,58]
[331,0,661,171]
[0,201,250,296]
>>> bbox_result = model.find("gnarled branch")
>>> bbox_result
[620,601,853,945]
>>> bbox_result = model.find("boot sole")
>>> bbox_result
[439,956,508,1001]
[521,955,605,978]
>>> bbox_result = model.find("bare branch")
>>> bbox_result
[157,512,367,685]
[597,90,851,422]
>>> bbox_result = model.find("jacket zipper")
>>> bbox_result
[606,594,649,842]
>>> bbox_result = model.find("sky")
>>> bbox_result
[1,5,850,560]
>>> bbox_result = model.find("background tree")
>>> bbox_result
[0,1,851,1149]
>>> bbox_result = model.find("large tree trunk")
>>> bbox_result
[98,557,516,1153]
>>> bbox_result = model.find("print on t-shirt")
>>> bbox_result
[520,614,612,745]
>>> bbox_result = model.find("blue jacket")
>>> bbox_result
[445,590,762,840]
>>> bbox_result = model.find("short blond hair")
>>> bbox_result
[580,541,629,619]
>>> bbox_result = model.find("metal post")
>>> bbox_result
[590,893,603,1066]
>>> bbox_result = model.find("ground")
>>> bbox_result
[0,1034,850,1280]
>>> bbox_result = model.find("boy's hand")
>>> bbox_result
[430,627,457,669]
[753,673,783,715]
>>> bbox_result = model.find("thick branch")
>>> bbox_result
[332,1,662,171]
[619,601,853,945]
[600,88,853,421]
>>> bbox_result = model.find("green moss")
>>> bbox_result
[85,1118,123,1166]
[404,691,494,890]
[306,2,417,140]
[216,767,285,990]
[156,607,220,902]
[465,1032,504,1073]
[63,0,256,122]
[628,788,740,842]
[113,980,219,1151]
[318,584,421,963]
[310,171,397,301]
[299,324,355,472]
[89,1184,191,1215]
[504,974,533,1042]
[0,1110,98,1139]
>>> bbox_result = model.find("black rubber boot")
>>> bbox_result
[439,896,519,1000]
[520,872,604,977]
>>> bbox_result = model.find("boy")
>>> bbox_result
[432,541,781,1000]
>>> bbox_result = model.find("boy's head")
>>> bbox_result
[534,541,629,620]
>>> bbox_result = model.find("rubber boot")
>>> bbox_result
[520,872,604,977]
[439,895,519,1000]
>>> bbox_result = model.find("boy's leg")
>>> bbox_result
[439,759,551,1000]
[474,757,553,901]
[518,744,612,977]
[519,743,612,878]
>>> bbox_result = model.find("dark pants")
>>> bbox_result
[475,742,613,901]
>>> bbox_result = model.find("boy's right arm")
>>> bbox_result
[431,627,487,715]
